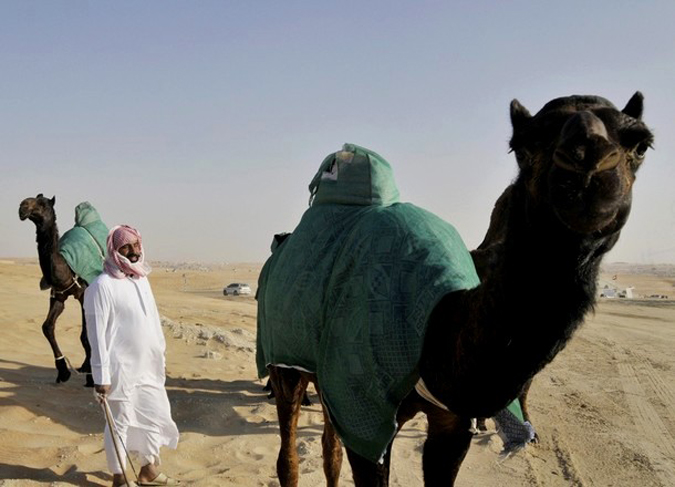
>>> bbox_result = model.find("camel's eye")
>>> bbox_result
[512,147,533,167]
[634,142,649,158]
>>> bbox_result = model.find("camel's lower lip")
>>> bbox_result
[19,212,28,220]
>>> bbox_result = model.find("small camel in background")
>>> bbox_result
[19,195,108,387]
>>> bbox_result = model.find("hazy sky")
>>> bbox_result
[2,1,674,264]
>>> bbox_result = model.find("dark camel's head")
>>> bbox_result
[19,194,56,224]
[509,92,654,235]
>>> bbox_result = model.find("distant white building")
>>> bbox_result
[599,286,617,298]
[618,287,634,299]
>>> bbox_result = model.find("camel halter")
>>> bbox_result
[98,393,139,485]
[50,275,82,298]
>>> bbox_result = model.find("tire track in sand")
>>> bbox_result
[616,348,675,485]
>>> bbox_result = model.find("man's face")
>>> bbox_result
[118,239,142,263]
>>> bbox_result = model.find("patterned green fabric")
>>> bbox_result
[59,202,108,285]
[257,145,480,462]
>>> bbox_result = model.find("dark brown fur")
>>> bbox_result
[268,93,654,486]
[19,194,93,386]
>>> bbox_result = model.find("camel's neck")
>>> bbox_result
[420,185,623,417]
[487,199,608,327]
[34,217,62,285]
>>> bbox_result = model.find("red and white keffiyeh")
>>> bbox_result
[104,225,152,279]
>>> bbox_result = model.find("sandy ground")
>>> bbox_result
[0,259,674,486]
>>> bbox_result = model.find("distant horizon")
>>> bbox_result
[4,256,675,268]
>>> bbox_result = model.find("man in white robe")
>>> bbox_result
[85,225,179,487]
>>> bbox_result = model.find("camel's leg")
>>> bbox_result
[265,377,312,406]
[77,300,94,387]
[475,417,488,432]
[519,377,533,423]
[269,367,308,487]
[344,391,422,487]
[421,406,473,486]
[42,297,69,383]
[345,447,391,487]
[519,377,538,442]
[319,398,343,487]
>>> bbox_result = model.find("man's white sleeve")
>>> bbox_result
[84,281,112,385]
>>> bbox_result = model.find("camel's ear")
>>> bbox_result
[510,99,532,131]
[50,196,56,206]
[37,193,43,198]
[622,91,644,120]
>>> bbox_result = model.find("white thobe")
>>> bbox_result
[84,273,179,474]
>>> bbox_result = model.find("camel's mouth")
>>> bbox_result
[18,209,29,220]
[556,206,619,235]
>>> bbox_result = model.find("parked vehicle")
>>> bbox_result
[223,283,251,296]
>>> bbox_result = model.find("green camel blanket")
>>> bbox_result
[256,144,480,462]
[59,202,108,285]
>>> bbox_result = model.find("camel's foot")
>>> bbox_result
[55,358,71,383]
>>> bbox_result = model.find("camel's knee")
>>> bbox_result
[41,321,55,339]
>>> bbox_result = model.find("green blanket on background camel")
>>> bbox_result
[256,144,481,462]
[58,202,108,285]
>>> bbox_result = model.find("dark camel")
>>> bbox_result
[19,194,94,387]
[267,93,653,486]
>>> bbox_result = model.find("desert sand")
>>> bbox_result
[0,259,674,486]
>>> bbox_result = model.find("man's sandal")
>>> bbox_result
[137,473,180,486]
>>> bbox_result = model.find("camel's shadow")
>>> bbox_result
[164,375,297,437]
[0,358,290,438]
[0,463,107,486]
[0,358,104,435]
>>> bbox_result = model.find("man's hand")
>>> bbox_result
[94,384,111,403]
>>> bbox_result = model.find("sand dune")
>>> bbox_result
[0,260,673,486]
